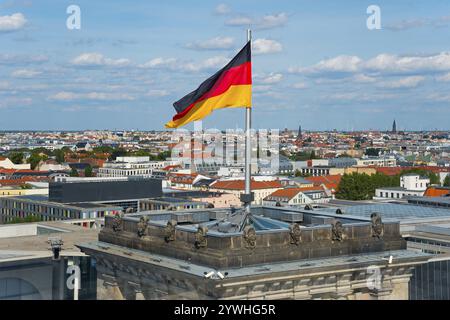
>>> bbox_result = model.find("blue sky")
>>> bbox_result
[1,0,450,131]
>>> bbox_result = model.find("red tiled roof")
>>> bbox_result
[0,178,39,186]
[424,186,450,197]
[374,166,450,176]
[211,179,282,190]
[168,173,200,185]
[305,175,342,190]
[162,165,181,171]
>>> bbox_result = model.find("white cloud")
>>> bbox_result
[385,19,426,31]
[11,68,41,78]
[0,53,48,65]
[252,85,272,92]
[292,82,307,89]
[48,91,135,101]
[0,81,10,90]
[385,15,450,31]
[258,13,288,30]
[377,76,425,89]
[71,53,131,67]
[146,89,170,97]
[252,39,282,55]
[225,16,253,26]
[361,53,450,73]
[186,36,234,50]
[427,93,450,102]
[140,57,177,69]
[324,92,399,102]
[256,72,283,84]
[290,52,450,76]
[436,72,450,82]
[0,13,26,32]
[214,3,231,15]
[140,56,228,72]
[49,91,77,101]
[225,12,288,30]
[290,55,362,74]
[353,74,377,83]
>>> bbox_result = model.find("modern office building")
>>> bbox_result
[0,195,122,223]
[313,199,450,300]
[0,177,163,222]
[0,221,98,300]
[329,157,358,168]
[139,197,209,211]
[97,156,166,178]
[357,156,397,167]
[49,178,162,203]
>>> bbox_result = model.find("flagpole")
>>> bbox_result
[243,28,252,218]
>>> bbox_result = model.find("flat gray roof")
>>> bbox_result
[320,203,450,221]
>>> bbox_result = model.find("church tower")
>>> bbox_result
[392,120,397,133]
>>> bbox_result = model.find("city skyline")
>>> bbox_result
[1,0,450,130]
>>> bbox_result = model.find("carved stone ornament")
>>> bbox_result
[194,226,208,249]
[112,212,124,232]
[164,219,177,243]
[243,226,257,249]
[289,223,301,245]
[137,216,149,238]
[371,213,384,238]
[331,220,344,242]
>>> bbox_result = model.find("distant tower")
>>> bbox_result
[298,125,302,140]
[392,120,397,133]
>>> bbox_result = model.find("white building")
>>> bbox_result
[357,156,397,167]
[97,156,167,178]
[374,174,430,200]
[400,174,430,191]
[209,179,283,205]
[263,186,331,206]
[0,157,31,170]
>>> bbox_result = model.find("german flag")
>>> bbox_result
[165,41,251,128]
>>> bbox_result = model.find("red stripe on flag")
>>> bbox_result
[173,62,251,121]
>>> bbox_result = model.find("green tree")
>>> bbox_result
[156,150,171,160]
[54,149,65,164]
[6,215,42,224]
[443,175,450,187]
[289,151,318,161]
[70,168,79,177]
[9,152,24,164]
[109,148,127,160]
[93,146,115,154]
[84,165,93,177]
[365,148,381,156]
[131,150,151,157]
[338,153,352,158]
[27,153,46,170]
[294,169,311,177]
[336,172,400,200]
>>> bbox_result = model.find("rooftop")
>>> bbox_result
[320,203,450,222]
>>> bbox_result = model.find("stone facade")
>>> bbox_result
[78,206,431,300]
